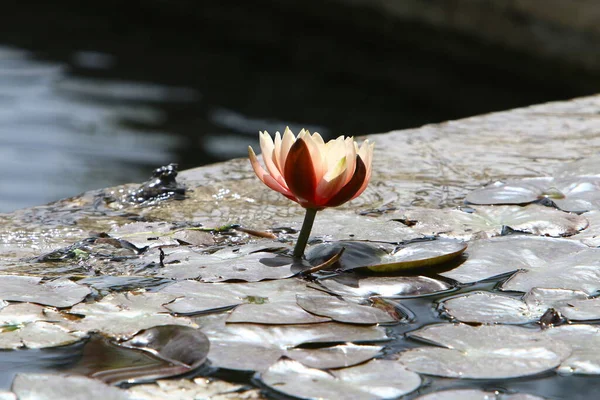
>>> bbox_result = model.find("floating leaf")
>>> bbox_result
[398,323,569,379]
[198,314,388,371]
[366,239,466,273]
[286,344,382,369]
[569,210,600,247]
[311,213,420,242]
[0,321,85,350]
[160,279,325,316]
[67,292,196,339]
[227,302,331,325]
[11,373,131,400]
[441,289,589,324]
[90,325,211,384]
[150,246,303,282]
[441,291,534,324]
[109,222,179,248]
[127,377,262,400]
[441,236,600,294]
[399,205,588,240]
[306,240,466,273]
[545,324,600,374]
[313,275,453,298]
[415,389,545,400]
[0,276,91,308]
[555,297,600,321]
[296,295,396,325]
[465,177,600,213]
[260,359,421,400]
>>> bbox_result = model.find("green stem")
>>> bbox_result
[293,208,318,258]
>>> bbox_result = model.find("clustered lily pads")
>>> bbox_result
[2,129,600,399]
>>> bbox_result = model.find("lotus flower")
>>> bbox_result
[249,127,374,258]
[248,127,374,210]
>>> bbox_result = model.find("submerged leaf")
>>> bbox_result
[260,359,421,400]
[415,389,545,400]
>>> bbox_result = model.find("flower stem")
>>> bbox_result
[293,208,318,258]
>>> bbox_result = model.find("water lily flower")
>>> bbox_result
[249,127,374,257]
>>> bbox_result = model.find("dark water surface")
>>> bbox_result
[1,0,598,212]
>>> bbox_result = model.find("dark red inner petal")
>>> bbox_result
[284,139,318,206]
[324,155,367,207]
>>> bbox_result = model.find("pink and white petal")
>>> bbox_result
[300,132,327,183]
[352,142,375,199]
[316,156,351,202]
[248,146,292,196]
[324,155,368,207]
[284,139,319,207]
[279,126,297,171]
[260,131,286,186]
[273,131,283,170]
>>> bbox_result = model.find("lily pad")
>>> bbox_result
[160,279,326,317]
[198,314,388,371]
[0,321,85,349]
[569,210,600,247]
[415,390,545,400]
[441,289,589,324]
[313,275,453,298]
[11,373,131,400]
[67,292,196,339]
[544,324,600,374]
[397,323,569,379]
[311,212,420,242]
[127,377,262,400]
[0,276,91,308]
[306,240,466,273]
[90,325,211,384]
[399,205,588,240]
[150,246,303,282]
[110,222,214,248]
[366,239,467,273]
[465,177,600,213]
[260,359,421,400]
[285,343,383,369]
[441,236,600,294]
[227,302,331,325]
[555,297,600,321]
[296,295,396,324]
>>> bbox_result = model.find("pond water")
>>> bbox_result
[1,1,597,213]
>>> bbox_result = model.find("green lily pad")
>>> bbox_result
[127,377,262,400]
[366,239,467,273]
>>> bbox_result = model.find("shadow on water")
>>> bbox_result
[2,0,600,212]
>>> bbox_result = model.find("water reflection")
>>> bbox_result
[0,46,185,212]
